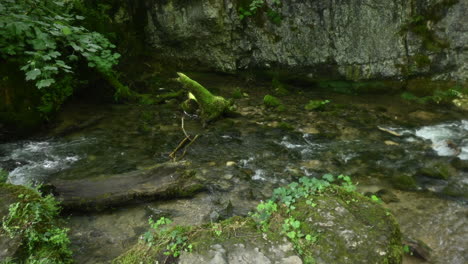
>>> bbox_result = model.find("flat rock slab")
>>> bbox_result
[51,162,205,211]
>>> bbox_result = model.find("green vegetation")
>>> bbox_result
[400,0,459,53]
[272,77,289,96]
[143,216,192,258]
[114,174,402,264]
[231,87,243,99]
[401,86,465,105]
[0,0,127,115]
[238,0,282,25]
[177,73,233,122]
[304,100,330,111]
[1,184,72,263]
[0,169,8,183]
[263,94,281,107]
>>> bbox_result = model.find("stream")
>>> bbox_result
[0,75,467,263]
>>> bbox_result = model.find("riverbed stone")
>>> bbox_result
[50,162,205,211]
[113,186,402,264]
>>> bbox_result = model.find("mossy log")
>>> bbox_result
[97,68,136,101]
[98,68,184,104]
[177,72,232,122]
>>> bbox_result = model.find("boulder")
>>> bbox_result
[51,162,205,211]
[114,185,402,264]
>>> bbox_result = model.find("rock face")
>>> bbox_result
[140,0,467,83]
[51,162,205,211]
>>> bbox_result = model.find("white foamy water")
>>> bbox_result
[0,138,90,185]
[415,120,468,160]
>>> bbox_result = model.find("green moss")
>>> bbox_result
[305,100,330,111]
[231,88,243,99]
[419,162,456,180]
[263,94,281,107]
[400,0,459,53]
[115,177,402,264]
[318,80,404,94]
[0,169,8,183]
[407,78,458,96]
[392,174,417,190]
[277,122,294,130]
[413,54,431,68]
[272,77,289,96]
[275,104,286,112]
[177,73,232,122]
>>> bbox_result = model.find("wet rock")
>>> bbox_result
[300,160,322,170]
[51,162,205,211]
[225,161,236,167]
[114,186,402,264]
[451,158,468,172]
[392,174,418,191]
[385,140,399,146]
[376,189,400,204]
[300,126,320,135]
[402,235,433,261]
[452,97,468,112]
[418,162,457,180]
[386,191,467,264]
[441,182,468,199]
[408,111,440,122]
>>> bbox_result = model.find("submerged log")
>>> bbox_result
[176,72,233,122]
[50,162,205,212]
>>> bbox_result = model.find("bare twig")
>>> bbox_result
[179,135,199,160]
[169,137,190,161]
[168,117,200,161]
[181,117,192,140]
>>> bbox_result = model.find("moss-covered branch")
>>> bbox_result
[176,72,232,122]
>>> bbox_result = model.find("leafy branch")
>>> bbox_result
[0,0,123,113]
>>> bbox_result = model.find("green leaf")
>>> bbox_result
[291,220,300,229]
[25,69,41,80]
[61,26,72,35]
[322,174,335,182]
[37,79,55,88]
[287,231,296,239]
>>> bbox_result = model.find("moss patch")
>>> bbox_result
[114,176,403,264]
[263,94,281,107]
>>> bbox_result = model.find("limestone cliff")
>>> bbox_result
[141,0,466,83]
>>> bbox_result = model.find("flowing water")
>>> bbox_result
[0,76,466,263]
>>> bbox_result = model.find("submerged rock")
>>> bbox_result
[51,162,205,211]
[418,162,457,180]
